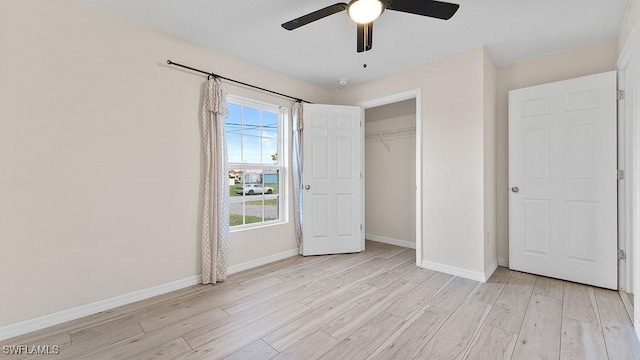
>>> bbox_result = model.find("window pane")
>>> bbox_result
[227,103,242,129]
[262,111,278,139]
[262,138,278,164]
[227,134,241,163]
[264,197,279,221]
[263,169,279,195]
[242,107,261,137]
[226,103,243,163]
[243,169,262,186]
[229,169,245,226]
[243,192,265,224]
[242,135,261,164]
[244,214,264,224]
[229,169,244,197]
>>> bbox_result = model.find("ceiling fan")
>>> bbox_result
[281,0,460,53]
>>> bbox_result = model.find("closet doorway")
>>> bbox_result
[359,90,422,265]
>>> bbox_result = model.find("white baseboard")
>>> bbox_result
[227,248,300,275]
[484,260,498,281]
[366,234,416,249]
[0,248,302,341]
[0,248,301,341]
[498,257,509,267]
[0,275,202,341]
[421,260,489,282]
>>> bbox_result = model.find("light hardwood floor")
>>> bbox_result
[3,241,640,360]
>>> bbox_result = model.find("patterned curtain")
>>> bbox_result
[292,102,304,253]
[201,78,230,284]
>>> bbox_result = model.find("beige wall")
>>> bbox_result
[483,50,498,269]
[620,0,639,51]
[495,40,618,264]
[0,0,330,327]
[332,47,490,275]
[364,100,416,244]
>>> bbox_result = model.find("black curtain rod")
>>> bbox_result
[166,60,311,104]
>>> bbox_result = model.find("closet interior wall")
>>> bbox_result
[364,99,417,246]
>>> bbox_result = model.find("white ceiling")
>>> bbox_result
[85,0,629,89]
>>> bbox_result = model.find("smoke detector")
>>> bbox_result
[338,78,349,87]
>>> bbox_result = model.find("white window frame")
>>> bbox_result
[226,95,288,231]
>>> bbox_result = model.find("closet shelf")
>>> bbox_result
[365,126,416,152]
[365,126,416,140]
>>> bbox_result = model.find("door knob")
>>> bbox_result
[305,185,311,190]
[511,186,519,193]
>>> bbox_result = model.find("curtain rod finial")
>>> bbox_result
[167,60,172,65]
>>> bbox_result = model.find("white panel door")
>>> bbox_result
[509,71,618,289]
[302,104,364,255]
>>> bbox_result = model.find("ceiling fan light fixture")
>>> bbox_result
[347,0,384,24]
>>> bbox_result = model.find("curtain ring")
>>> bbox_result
[207,73,213,80]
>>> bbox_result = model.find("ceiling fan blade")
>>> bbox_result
[282,3,348,30]
[357,22,373,53]
[387,0,459,20]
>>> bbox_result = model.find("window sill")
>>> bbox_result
[230,220,288,233]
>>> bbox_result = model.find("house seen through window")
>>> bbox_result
[226,97,284,229]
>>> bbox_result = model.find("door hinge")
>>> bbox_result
[618,169,625,180]
[619,249,626,260]
[360,224,363,231]
[360,172,363,179]
[617,89,625,101]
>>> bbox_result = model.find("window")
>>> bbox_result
[226,96,285,229]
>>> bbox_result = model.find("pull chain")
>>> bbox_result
[363,23,368,68]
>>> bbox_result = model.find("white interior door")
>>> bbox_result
[509,71,618,289]
[302,104,364,256]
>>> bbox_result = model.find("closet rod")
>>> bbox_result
[365,126,416,138]
[166,60,311,103]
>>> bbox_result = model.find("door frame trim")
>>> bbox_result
[617,22,640,338]
[358,89,423,266]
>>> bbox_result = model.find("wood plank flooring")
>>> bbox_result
[2,241,640,360]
